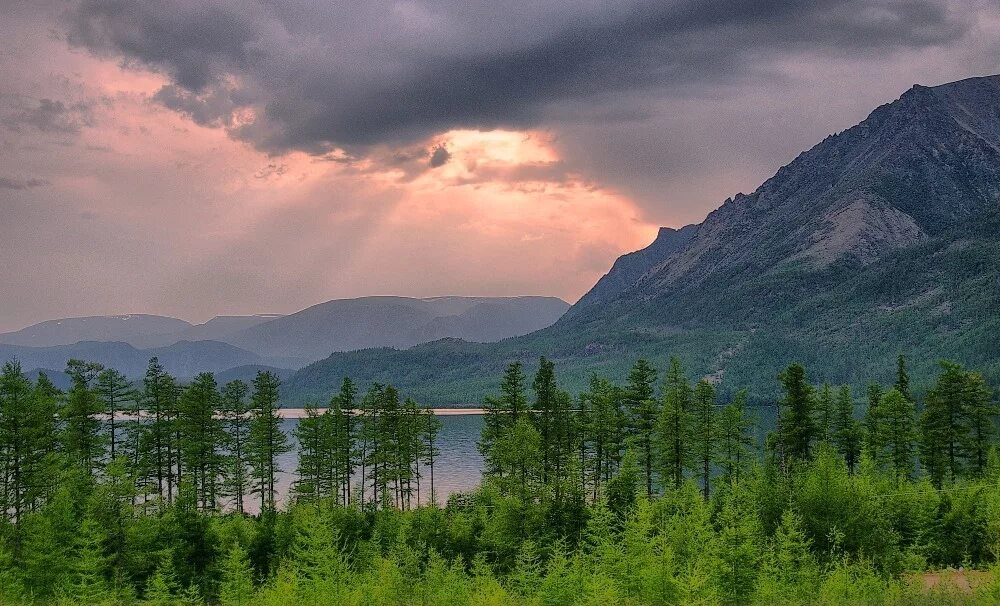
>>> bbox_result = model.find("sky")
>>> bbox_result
[1,0,998,331]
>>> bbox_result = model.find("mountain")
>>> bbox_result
[282,75,1000,406]
[573,224,698,309]
[0,297,569,379]
[226,296,570,362]
[0,340,265,379]
[169,315,283,345]
[0,314,191,347]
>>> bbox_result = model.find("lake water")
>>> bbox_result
[274,413,485,506]
[266,405,779,509]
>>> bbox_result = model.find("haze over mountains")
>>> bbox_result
[284,74,1000,405]
[0,296,569,380]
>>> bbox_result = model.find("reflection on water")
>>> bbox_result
[272,414,485,508]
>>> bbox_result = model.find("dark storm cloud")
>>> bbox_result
[63,0,972,154]
[1,97,93,135]
[429,145,451,168]
[0,176,50,190]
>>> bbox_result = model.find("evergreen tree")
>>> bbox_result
[0,361,53,534]
[658,357,691,489]
[920,361,968,485]
[962,370,996,476]
[62,517,111,604]
[293,403,325,503]
[717,484,761,605]
[690,379,716,500]
[716,389,755,484]
[177,373,224,510]
[863,383,885,465]
[778,363,814,465]
[480,361,527,480]
[327,378,357,505]
[831,385,861,473]
[218,544,255,606]
[531,357,558,484]
[220,380,252,514]
[421,406,441,505]
[625,359,658,497]
[580,375,624,499]
[63,359,107,477]
[894,354,911,401]
[814,383,834,443]
[879,388,915,478]
[95,368,136,462]
[142,358,180,503]
[248,371,290,512]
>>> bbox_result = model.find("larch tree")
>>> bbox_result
[63,359,107,478]
[814,383,834,444]
[716,389,755,485]
[531,357,558,484]
[657,356,691,490]
[690,379,717,500]
[177,372,224,511]
[878,388,915,478]
[626,359,659,497]
[220,379,252,514]
[777,363,814,465]
[831,385,861,473]
[95,367,136,462]
[248,371,290,512]
[920,361,969,486]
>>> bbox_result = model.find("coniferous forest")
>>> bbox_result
[0,354,999,604]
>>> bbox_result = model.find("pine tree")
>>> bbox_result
[248,371,290,512]
[716,389,755,484]
[777,363,814,465]
[879,388,915,478]
[690,379,716,500]
[658,357,691,489]
[831,385,861,473]
[220,380,252,514]
[95,368,136,462]
[626,359,659,497]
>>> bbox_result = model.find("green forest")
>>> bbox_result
[1,353,999,604]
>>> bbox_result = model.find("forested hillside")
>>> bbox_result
[284,75,1000,406]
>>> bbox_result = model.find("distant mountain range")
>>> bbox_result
[0,296,569,380]
[283,74,1000,405]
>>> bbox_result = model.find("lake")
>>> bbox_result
[273,412,485,507]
